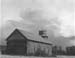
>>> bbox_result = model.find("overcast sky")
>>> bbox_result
[1,0,75,47]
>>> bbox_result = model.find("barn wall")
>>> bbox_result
[27,41,38,54]
[27,41,52,56]
[39,43,52,55]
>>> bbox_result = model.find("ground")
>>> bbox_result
[0,55,75,58]
[0,55,55,58]
[0,51,75,58]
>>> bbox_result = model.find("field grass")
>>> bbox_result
[0,55,56,58]
[57,56,75,58]
[0,55,75,58]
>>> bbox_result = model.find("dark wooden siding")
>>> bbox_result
[6,29,27,55]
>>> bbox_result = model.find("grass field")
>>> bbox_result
[0,55,56,58]
[0,55,75,58]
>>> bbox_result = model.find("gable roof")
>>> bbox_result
[6,29,52,45]
[6,29,28,41]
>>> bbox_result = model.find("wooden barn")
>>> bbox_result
[5,29,53,56]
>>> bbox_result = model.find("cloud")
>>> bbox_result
[1,0,33,28]
[1,0,75,46]
[1,0,74,37]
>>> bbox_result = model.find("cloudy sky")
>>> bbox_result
[1,0,75,47]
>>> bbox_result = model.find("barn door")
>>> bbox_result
[14,40,27,55]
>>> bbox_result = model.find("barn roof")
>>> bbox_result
[6,29,52,45]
